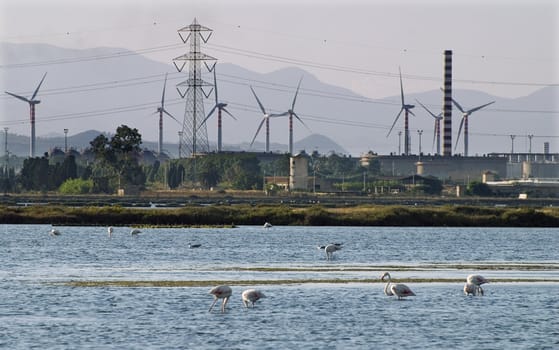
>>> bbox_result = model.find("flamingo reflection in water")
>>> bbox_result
[380,272,416,300]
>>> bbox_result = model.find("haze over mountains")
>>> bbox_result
[1,43,557,157]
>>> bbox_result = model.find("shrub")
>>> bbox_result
[59,178,93,194]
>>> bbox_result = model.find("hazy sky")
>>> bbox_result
[1,0,557,100]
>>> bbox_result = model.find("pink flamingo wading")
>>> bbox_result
[380,272,416,300]
[209,285,232,313]
[464,274,488,296]
[241,289,266,308]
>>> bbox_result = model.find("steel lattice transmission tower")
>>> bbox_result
[173,18,216,157]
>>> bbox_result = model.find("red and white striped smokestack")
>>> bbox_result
[443,50,452,156]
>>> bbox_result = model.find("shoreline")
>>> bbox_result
[2,203,558,227]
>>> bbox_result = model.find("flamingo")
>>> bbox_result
[209,285,232,313]
[130,228,141,235]
[467,274,488,286]
[241,289,266,308]
[465,274,488,296]
[50,228,61,236]
[463,282,484,296]
[380,272,416,300]
[108,226,113,237]
[320,243,342,260]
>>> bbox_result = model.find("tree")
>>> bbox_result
[87,125,145,193]
[19,157,50,191]
[467,181,494,196]
[167,161,185,189]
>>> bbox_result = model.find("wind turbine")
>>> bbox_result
[199,68,236,152]
[5,72,47,158]
[452,97,495,156]
[249,86,284,152]
[275,77,310,155]
[416,99,443,155]
[155,73,180,155]
[386,68,415,155]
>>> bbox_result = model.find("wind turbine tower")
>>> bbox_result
[387,67,415,156]
[172,18,216,157]
[200,67,237,152]
[452,97,495,156]
[416,99,443,155]
[285,77,309,155]
[155,73,180,155]
[4,72,47,158]
[249,86,284,152]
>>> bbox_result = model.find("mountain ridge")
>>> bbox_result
[1,42,557,157]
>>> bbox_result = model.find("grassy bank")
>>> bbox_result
[1,204,558,227]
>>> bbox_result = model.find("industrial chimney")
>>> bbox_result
[442,50,452,156]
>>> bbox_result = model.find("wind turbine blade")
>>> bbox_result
[416,99,438,119]
[451,98,465,113]
[269,112,289,117]
[163,109,181,124]
[222,107,237,120]
[454,117,465,150]
[399,67,405,106]
[250,118,266,148]
[250,86,267,115]
[160,73,168,108]
[293,112,311,132]
[386,108,404,137]
[198,114,212,131]
[467,101,495,114]
[5,91,31,103]
[31,72,47,100]
[291,76,303,110]
[205,105,218,120]
[213,68,219,105]
[408,109,416,117]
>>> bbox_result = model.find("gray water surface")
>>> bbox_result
[1,225,558,349]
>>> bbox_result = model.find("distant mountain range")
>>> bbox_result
[3,129,347,157]
[1,42,557,157]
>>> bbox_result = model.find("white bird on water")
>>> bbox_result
[263,222,272,228]
[380,272,416,300]
[108,226,113,238]
[464,274,488,296]
[50,228,61,236]
[241,289,266,308]
[318,243,342,260]
[130,228,141,235]
[209,285,232,313]
[463,282,484,296]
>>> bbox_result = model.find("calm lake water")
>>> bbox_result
[1,224,558,349]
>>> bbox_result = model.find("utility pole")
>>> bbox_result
[172,18,216,158]
[3,128,8,171]
[64,128,68,153]
[417,129,423,156]
[528,134,534,154]
[178,131,183,158]
[510,134,516,154]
